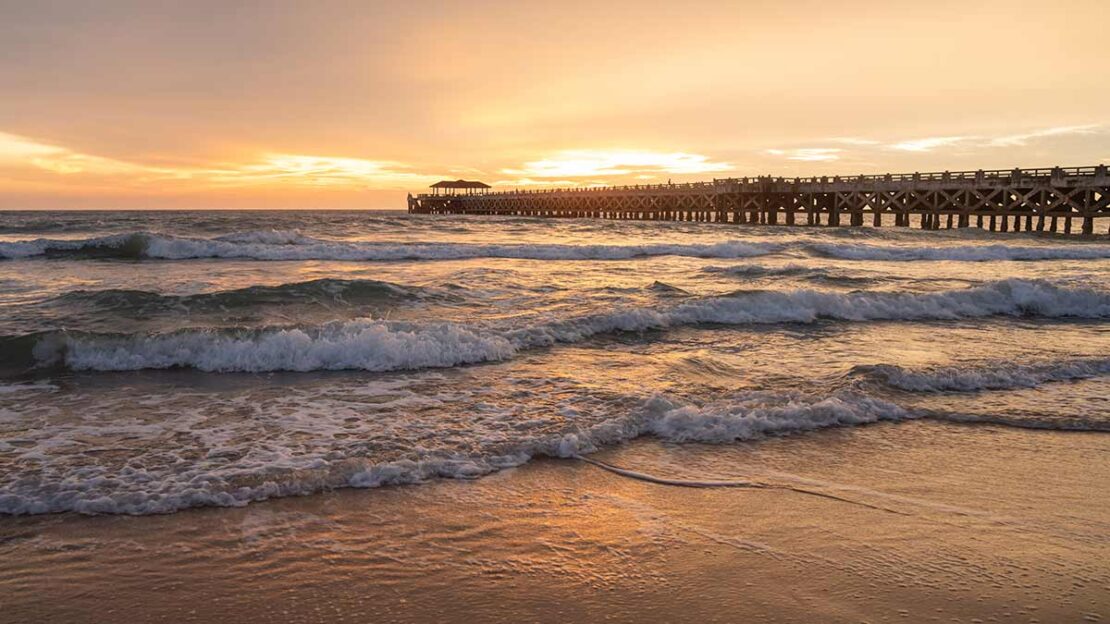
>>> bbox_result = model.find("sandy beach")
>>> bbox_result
[3,420,1107,623]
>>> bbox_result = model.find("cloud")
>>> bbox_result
[888,136,968,152]
[884,125,1102,153]
[0,132,154,177]
[828,137,880,146]
[490,177,581,187]
[766,148,842,162]
[0,131,436,190]
[205,154,432,188]
[987,124,1100,147]
[502,149,731,178]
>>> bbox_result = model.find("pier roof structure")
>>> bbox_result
[428,180,491,196]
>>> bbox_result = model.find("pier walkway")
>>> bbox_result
[408,166,1110,236]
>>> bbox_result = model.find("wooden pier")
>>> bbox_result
[408,166,1110,236]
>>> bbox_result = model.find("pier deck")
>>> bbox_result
[408,166,1110,236]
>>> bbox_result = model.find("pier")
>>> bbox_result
[408,166,1110,236]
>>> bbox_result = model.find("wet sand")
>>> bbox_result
[2,420,1108,623]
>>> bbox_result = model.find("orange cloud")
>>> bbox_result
[502,149,731,178]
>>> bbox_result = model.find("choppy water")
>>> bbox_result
[1,210,1108,515]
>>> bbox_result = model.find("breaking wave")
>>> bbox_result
[49,278,443,313]
[6,230,1109,263]
[0,389,914,515]
[11,279,1108,374]
[0,230,780,261]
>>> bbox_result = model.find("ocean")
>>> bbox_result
[1,209,1108,516]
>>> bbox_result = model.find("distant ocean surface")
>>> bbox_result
[1,209,1108,515]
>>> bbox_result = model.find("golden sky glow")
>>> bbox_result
[1,0,1107,209]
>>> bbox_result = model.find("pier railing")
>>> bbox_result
[434,165,1107,198]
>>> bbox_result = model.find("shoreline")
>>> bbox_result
[3,420,1107,623]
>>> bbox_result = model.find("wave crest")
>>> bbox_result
[0,231,780,262]
[11,279,1107,374]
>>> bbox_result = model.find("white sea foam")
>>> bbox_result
[44,279,1110,373]
[809,242,1110,261]
[857,357,1110,392]
[3,366,1105,515]
[0,387,913,515]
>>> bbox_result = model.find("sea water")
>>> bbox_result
[0,210,1107,515]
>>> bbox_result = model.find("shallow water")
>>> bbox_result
[0,210,1108,515]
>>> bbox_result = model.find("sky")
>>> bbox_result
[1,0,1107,209]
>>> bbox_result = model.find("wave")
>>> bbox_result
[809,242,1110,262]
[5,229,1107,264]
[927,412,1110,433]
[0,232,150,260]
[704,263,822,277]
[0,230,780,262]
[3,376,1106,515]
[854,357,1110,392]
[702,263,877,285]
[50,278,442,313]
[12,279,1108,373]
[0,389,915,515]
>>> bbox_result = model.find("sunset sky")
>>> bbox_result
[1,0,1107,209]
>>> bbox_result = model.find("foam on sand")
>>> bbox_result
[0,387,914,515]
